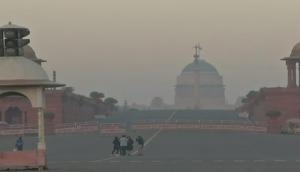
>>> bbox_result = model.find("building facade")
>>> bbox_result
[0,89,105,125]
[0,45,105,125]
[239,42,300,130]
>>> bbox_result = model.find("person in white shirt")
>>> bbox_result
[119,135,128,156]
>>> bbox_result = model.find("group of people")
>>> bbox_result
[112,135,144,156]
[14,135,145,157]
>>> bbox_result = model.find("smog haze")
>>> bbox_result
[1,0,300,105]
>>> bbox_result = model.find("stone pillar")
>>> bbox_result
[287,61,291,87]
[292,62,297,87]
[287,61,297,88]
[37,107,46,150]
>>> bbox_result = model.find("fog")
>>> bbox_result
[1,0,300,105]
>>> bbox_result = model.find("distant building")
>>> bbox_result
[175,45,228,109]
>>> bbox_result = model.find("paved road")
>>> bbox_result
[2,130,300,171]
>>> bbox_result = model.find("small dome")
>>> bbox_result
[182,59,219,74]
[290,42,300,57]
[0,56,49,81]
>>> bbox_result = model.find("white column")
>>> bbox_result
[37,107,46,150]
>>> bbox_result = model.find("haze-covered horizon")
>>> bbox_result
[1,0,300,106]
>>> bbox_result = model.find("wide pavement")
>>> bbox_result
[2,130,300,171]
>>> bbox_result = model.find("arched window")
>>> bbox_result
[5,106,22,124]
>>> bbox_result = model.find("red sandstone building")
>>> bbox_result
[240,42,300,128]
[0,89,105,125]
[0,46,105,125]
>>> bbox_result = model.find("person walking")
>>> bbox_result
[112,137,120,155]
[127,136,134,156]
[136,136,144,156]
[15,136,23,151]
[119,135,128,156]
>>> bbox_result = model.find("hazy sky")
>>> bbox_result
[1,0,300,105]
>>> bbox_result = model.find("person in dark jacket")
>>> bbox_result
[112,137,120,155]
[15,136,23,151]
[127,136,134,155]
[136,136,144,156]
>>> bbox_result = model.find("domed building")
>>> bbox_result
[175,46,227,109]
[0,24,106,125]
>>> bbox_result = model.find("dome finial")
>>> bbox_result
[193,43,202,61]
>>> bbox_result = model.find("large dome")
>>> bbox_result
[182,59,219,74]
[175,48,227,110]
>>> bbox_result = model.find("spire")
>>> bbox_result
[193,44,202,62]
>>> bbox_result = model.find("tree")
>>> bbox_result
[242,90,259,103]
[89,91,105,102]
[64,87,74,95]
[104,97,118,115]
[246,90,259,98]
[104,97,118,105]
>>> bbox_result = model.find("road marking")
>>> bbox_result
[144,111,176,146]
[89,156,116,163]
[129,160,142,163]
[192,160,203,163]
[296,160,300,162]
[234,160,245,163]
[213,160,224,163]
[152,160,161,163]
[144,129,162,146]
[273,160,286,163]
[166,111,177,121]
[110,160,120,163]
[48,161,59,164]
[253,160,265,163]
[132,111,177,155]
